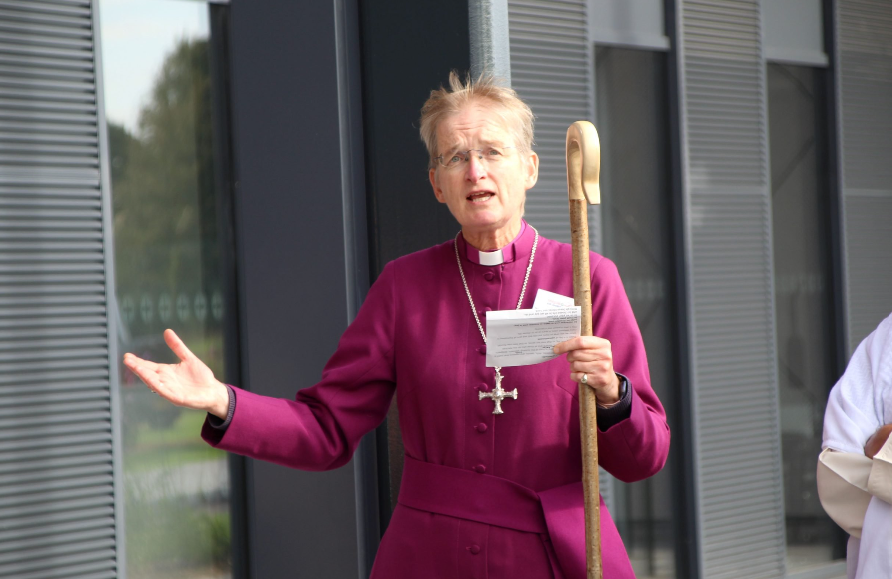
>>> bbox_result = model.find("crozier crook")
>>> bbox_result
[566,120,603,579]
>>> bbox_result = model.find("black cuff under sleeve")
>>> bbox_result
[596,373,632,431]
[206,384,236,430]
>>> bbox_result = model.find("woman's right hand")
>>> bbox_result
[123,329,230,419]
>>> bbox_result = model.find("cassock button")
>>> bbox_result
[477,345,486,354]
[473,464,486,474]
[483,271,495,281]
[475,423,488,433]
[468,544,481,555]
[478,383,488,392]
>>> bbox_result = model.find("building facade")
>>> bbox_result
[0,0,889,578]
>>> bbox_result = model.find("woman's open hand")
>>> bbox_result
[123,329,230,419]
[553,336,621,405]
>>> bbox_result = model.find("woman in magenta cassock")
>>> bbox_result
[124,73,670,579]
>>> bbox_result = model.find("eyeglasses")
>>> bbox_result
[434,146,515,169]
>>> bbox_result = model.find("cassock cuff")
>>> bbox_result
[597,373,632,431]
[206,384,236,430]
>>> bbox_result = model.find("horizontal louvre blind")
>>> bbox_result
[837,0,892,348]
[507,0,614,509]
[507,0,601,252]
[679,1,785,577]
[0,1,117,578]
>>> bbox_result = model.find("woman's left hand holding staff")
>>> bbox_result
[123,329,230,419]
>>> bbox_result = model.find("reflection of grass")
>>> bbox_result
[123,405,231,577]
[125,494,231,578]
[124,409,222,474]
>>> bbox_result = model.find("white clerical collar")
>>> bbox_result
[464,221,526,266]
[478,249,504,266]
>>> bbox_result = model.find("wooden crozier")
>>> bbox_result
[566,120,602,579]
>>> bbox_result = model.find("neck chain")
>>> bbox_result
[454,226,539,414]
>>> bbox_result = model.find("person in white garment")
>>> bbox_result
[818,311,892,579]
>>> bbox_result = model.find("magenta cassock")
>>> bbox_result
[202,224,670,578]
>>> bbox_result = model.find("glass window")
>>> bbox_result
[768,63,844,573]
[595,46,682,579]
[99,1,234,576]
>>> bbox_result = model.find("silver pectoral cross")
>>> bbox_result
[478,368,518,415]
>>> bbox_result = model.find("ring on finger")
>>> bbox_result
[580,373,588,385]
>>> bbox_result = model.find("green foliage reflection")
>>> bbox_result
[111,38,220,325]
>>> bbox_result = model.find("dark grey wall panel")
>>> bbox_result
[836,0,892,349]
[359,0,469,277]
[678,1,785,577]
[0,0,118,577]
[228,1,362,577]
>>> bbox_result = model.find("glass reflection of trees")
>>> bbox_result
[112,39,221,351]
[108,37,231,578]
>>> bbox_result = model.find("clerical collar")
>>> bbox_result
[463,221,528,266]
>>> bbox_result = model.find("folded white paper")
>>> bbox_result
[485,306,581,368]
[532,288,576,310]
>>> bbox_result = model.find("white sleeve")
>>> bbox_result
[823,313,892,454]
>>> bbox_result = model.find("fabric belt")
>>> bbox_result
[398,455,583,579]
[398,454,548,533]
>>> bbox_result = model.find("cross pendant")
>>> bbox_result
[478,368,518,415]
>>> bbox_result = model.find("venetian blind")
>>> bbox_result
[0,1,120,577]
[837,0,892,350]
[678,0,786,577]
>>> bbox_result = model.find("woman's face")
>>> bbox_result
[428,101,538,242]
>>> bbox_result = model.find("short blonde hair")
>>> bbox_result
[419,71,535,169]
